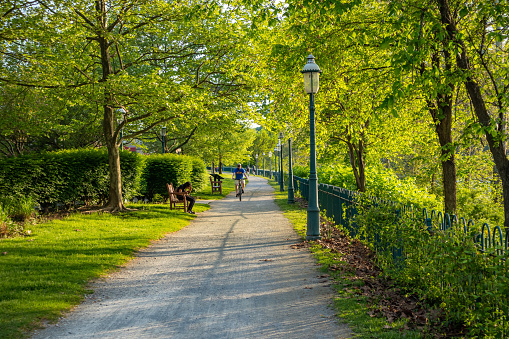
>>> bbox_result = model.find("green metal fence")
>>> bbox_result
[293,176,508,255]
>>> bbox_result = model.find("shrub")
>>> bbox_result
[0,196,35,221]
[0,200,31,238]
[317,163,441,209]
[152,193,164,203]
[0,149,143,210]
[354,198,509,337]
[140,154,192,200]
[293,165,310,178]
[456,184,503,226]
[190,157,207,191]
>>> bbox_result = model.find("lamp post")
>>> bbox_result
[269,151,272,179]
[262,152,265,177]
[274,146,278,182]
[287,138,295,204]
[302,53,322,240]
[161,126,167,154]
[255,153,259,176]
[278,133,284,192]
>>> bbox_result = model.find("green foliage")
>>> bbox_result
[318,163,441,209]
[0,196,35,221]
[292,165,310,178]
[140,154,207,199]
[190,157,207,191]
[0,149,143,209]
[152,194,164,203]
[456,183,504,227]
[354,199,509,337]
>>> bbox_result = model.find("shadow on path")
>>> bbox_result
[32,176,352,339]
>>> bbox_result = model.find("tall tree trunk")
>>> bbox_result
[423,51,457,214]
[426,87,457,215]
[438,0,509,229]
[347,138,366,192]
[97,0,125,211]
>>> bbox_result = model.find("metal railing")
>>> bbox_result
[293,176,508,255]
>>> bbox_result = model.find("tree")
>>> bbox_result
[436,0,509,228]
[1,0,258,211]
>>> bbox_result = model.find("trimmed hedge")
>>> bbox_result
[140,154,207,200]
[0,149,143,209]
[190,157,207,191]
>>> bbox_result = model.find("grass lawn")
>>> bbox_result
[1,175,418,339]
[192,172,238,200]
[0,203,209,339]
[267,178,423,339]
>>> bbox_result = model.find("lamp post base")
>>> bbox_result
[305,235,322,241]
[287,188,295,204]
[306,208,321,240]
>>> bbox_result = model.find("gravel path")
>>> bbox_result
[32,176,352,339]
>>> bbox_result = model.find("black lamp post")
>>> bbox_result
[287,138,295,203]
[161,126,167,154]
[302,54,322,240]
[269,151,272,179]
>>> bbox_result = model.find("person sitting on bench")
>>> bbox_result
[177,181,196,214]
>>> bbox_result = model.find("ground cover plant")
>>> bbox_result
[0,203,209,339]
[0,196,36,238]
[354,200,509,337]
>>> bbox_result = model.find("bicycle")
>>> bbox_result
[235,179,245,201]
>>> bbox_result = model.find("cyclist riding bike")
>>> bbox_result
[232,163,247,197]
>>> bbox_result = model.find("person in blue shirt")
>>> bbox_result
[232,163,247,197]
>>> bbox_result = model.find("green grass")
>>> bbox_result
[267,178,423,338]
[193,172,239,200]
[0,203,209,339]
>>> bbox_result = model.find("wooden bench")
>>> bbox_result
[166,183,188,211]
[209,175,222,194]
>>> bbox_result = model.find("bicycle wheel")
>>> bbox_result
[239,191,242,201]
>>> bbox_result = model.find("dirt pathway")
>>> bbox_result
[32,176,352,339]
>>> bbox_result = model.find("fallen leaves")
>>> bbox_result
[287,204,467,338]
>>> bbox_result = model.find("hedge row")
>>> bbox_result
[0,149,207,209]
[140,154,207,199]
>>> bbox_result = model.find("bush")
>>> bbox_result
[190,157,207,191]
[140,154,193,200]
[0,196,35,221]
[293,165,310,178]
[456,184,503,226]
[318,163,441,209]
[354,198,509,337]
[0,199,32,238]
[0,149,143,210]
